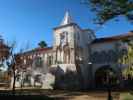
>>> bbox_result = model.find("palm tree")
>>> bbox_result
[38,41,47,48]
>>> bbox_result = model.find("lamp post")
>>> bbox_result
[88,62,93,89]
[106,71,113,100]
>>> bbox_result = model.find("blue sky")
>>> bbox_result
[0,0,133,52]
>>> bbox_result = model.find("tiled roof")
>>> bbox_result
[92,31,133,44]
[34,47,52,52]
[20,47,53,55]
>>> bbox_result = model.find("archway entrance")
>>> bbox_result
[95,66,118,88]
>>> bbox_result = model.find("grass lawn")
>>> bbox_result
[0,95,54,100]
[1,89,133,100]
[120,92,133,100]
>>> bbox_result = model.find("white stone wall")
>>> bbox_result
[91,41,117,52]
[71,25,95,88]
[53,26,75,48]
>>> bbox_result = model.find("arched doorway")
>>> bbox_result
[95,65,118,88]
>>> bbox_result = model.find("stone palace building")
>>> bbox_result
[12,11,133,90]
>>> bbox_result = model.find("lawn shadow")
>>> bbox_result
[0,95,54,100]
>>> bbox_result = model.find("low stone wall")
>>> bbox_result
[10,64,82,90]
[10,73,55,90]
[50,64,80,90]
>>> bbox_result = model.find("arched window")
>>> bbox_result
[48,56,52,65]
[16,74,21,81]
[91,51,99,63]
[34,74,42,87]
[121,49,127,55]
[23,74,31,86]
[96,52,101,63]
[34,57,43,67]
[108,50,116,62]
[100,51,107,63]
[34,74,42,83]
[24,59,26,65]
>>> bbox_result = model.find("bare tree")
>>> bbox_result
[6,41,17,93]
[11,41,31,91]
[7,40,25,93]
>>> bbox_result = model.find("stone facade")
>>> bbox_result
[11,11,133,90]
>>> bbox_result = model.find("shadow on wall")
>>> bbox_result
[49,66,80,90]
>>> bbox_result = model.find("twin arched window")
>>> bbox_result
[91,50,117,63]
[34,57,43,67]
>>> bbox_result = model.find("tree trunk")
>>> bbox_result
[12,65,16,94]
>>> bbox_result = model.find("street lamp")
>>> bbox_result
[106,71,113,100]
[88,62,93,89]
[88,62,92,65]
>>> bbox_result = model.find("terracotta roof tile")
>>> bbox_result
[20,47,53,55]
[92,31,133,44]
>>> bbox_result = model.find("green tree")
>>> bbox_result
[118,38,133,79]
[38,41,47,48]
[82,0,133,24]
